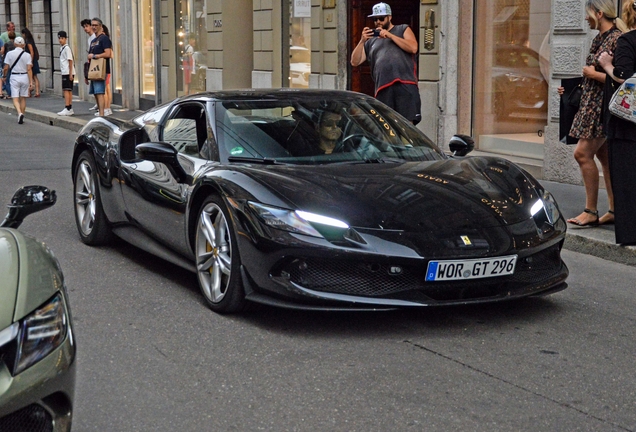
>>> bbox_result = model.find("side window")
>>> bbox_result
[161,103,209,156]
[163,117,199,155]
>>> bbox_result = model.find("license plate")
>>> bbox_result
[426,255,517,281]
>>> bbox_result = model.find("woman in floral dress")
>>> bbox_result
[566,0,625,226]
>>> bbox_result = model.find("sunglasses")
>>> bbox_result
[373,16,387,22]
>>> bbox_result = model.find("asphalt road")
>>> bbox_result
[2,113,636,431]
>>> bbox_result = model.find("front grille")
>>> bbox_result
[0,404,53,432]
[279,244,565,302]
[285,260,420,297]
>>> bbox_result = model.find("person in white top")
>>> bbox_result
[1,36,33,124]
[57,31,76,116]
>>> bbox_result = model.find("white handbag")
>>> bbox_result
[608,73,636,124]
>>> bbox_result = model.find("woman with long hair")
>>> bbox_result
[20,28,40,97]
[599,2,636,244]
[565,0,625,227]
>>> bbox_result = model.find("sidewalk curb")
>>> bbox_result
[0,102,86,132]
[564,232,636,266]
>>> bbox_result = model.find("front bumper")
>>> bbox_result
[241,240,569,310]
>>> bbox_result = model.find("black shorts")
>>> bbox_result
[376,82,422,124]
[62,75,73,91]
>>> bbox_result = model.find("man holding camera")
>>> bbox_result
[350,2,421,125]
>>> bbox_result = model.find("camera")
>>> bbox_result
[372,29,381,37]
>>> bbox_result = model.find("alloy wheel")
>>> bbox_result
[196,202,233,304]
[74,159,96,236]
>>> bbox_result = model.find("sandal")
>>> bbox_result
[567,208,599,227]
[599,210,615,225]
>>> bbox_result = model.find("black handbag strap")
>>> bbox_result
[9,50,25,73]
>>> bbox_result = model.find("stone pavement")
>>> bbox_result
[1,91,635,266]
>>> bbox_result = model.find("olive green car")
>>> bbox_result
[0,186,75,431]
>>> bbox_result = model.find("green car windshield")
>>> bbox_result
[215,97,446,164]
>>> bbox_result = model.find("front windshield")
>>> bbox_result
[215,97,445,164]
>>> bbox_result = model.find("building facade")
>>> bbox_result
[1,0,618,184]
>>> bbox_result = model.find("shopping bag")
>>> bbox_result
[88,57,106,81]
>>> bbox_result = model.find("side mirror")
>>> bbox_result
[135,142,189,182]
[1,186,57,229]
[449,134,475,157]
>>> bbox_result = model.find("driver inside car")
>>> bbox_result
[287,109,352,157]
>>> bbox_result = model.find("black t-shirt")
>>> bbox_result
[89,33,113,74]
[605,31,636,140]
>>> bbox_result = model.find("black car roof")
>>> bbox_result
[176,88,375,103]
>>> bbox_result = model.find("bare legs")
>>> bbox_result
[34,75,40,96]
[95,94,105,116]
[11,96,26,114]
[567,138,614,225]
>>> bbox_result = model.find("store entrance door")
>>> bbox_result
[348,0,419,95]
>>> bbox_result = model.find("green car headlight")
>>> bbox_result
[14,293,68,375]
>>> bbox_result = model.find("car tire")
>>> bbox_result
[195,195,246,313]
[73,150,113,245]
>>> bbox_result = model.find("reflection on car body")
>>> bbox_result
[71,89,568,314]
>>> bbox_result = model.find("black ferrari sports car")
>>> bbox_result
[71,89,568,313]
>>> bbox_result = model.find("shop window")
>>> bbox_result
[286,0,311,88]
[176,0,207,96]
[139,0,156,98]
[473,0,550,158]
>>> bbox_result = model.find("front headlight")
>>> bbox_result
[248,202,349,238]
[13,293,68,375]
[531,191,561,226]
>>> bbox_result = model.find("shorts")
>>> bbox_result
[376,82,422,124]
[32,59,40,75]
[10,73,29,97]
[89,79,106,95]
[62,75,73,91]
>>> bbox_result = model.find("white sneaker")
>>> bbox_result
[89,104,98,111]
[104,108,113,116]
[57,108,74,116]
[94,111,101,116]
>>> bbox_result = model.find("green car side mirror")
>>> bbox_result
[1,185,57,229]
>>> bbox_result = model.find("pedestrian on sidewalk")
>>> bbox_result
[0,21,15,45]
[561,0,624,227]
[0,31,16,98]
[1,36,33,124]
[20,28,40,97]
[350,2,421,125]
[81,18,98,111]
[599,2,636,245]
[87,18,112,117]
[57,31,75,116]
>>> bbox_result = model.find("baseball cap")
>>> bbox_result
[58,31,68,38]
[14,36,25,45]
[368,2,392,17]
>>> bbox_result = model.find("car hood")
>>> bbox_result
[0,229,64,328]
[235,156,543,232]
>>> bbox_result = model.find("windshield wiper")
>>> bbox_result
[228,156,281,165]
[334,157,403,165]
